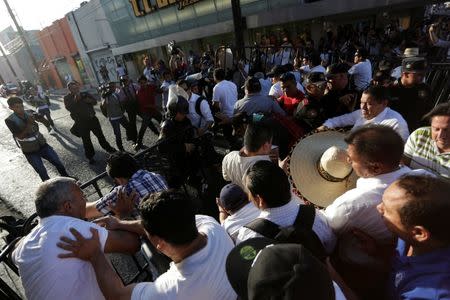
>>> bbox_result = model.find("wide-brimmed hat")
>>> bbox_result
[288,130,358,207]
[401,47,421,58]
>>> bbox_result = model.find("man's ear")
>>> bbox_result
[368,162,382,176]
[254,194,265,209]
[62,201,71,213]
[411,226,430,243]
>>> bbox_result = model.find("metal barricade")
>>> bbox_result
[426,62,450,106]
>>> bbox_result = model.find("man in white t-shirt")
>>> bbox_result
[178,79,214,135]
[57,190,237,300]
[222,122,273,189]
[212,68,238,146]
[348,49,372,92]
[217,183,260,240]
[12,177,140,300]
[319,86,409,141]
[267,65,305,99]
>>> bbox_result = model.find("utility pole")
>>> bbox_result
[0,42,17,78]
[2,0,40,73]
[231,0,245,60]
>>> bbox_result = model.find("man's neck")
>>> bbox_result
[242,147,268,157]
[171,233,207,263]
[410,241,449,256]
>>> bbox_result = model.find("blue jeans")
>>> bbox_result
[110,116,129,150]
[24,144,68,181]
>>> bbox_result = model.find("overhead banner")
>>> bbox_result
[130,0,201,17]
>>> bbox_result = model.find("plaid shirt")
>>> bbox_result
[95,169,168,218]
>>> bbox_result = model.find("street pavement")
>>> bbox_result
[0,91,160,297]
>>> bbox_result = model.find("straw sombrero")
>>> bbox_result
[287,130,358,208]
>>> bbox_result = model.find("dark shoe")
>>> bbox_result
[88,158,96,165]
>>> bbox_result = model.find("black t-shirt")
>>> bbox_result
[388,79,433,132]
[63,92,96,122]
[321,84,357,119]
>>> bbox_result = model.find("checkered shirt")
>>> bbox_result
[95,169,168,218]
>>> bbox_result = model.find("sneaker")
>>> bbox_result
[49,128,57,135]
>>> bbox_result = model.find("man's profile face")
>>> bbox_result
[70,185,87,220]
[431,115,450,152]
[327,73,348,91]
[360,93,387,120]
[346,144,371,178]
[403,72,424,86]
[9,102,24,115]
[377,184,410,242]
[281,80,296,97]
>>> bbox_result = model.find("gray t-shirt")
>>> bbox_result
[234,93,286,116]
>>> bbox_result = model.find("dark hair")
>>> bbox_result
[214,68,226,81]
[279,72,296,84]
[106,152,139,179]
[396,175,450,244]
[244,77,261,94]
[245,160,291,208]
[139,190,198,245]
[244,123,273,152]
[422,102,450,122]
[362,86,389,104]
[310,53,321,67]
[7,96,23,106]
[138,75,147,82]
[344,125,403,167]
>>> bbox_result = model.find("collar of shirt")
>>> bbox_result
[259,199,299,227]
[356,166,411,190]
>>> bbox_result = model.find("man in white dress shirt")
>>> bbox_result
[323,125,422,297]
[319,86,409,141]
[236,160,336,255]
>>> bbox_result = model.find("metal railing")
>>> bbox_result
[426,62,450,106]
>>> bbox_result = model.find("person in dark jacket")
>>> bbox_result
[64,81,116,164]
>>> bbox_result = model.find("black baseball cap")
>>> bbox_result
[218,183,248,211]
[267,65,285,78]
[326,63,350,78]
[402,57,427,73]
[226,238,335,300]
[304,72,326,86]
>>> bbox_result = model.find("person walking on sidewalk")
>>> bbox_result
[29,87,56,135]
[134,75,163,150]
[101,82,130,152]
[5,97,69,181]
[64,81,116,164]
[117,75,138,143]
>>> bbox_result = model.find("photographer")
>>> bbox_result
[5,97,69,181]
[428,18,450,60]
[64,81,116,164]
[168,41,188,79]
[117,75,139,143]
[100,82,131,152]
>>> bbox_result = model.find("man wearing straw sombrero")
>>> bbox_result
[288,125,428,297]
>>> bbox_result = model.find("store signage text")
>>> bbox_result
[130,0,201,17]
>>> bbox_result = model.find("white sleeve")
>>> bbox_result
[212,85,221,103]
[235,227,259,245]
[131,282,164,300]
[323,110,360,128]
[200,100,214,122]
[222,155,231,182]
[348,64,358,75]
[322,194,353,234]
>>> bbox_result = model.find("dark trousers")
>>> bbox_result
[110,116,129,150]
[80,117,115,159]
[24,144,68,181]
[137,111,162,144]
[37,107,54,128]
[124,103,138,143]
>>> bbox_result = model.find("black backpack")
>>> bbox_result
[244,204,327,261]
[194,96,213,124]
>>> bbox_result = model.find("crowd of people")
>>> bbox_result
[4,15,450,300]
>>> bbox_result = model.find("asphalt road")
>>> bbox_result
[0,91,160,217]
[0,91,161,297]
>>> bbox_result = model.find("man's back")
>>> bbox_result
[222,150,271,189]
[213,80,238,118]
[131,215,236,300]
[234,93,285,116]
[13,215,108,300]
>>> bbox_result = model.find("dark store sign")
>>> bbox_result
[130,0,201,17]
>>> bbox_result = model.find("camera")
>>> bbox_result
[168,40,181,56]
[98,83,113,98]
